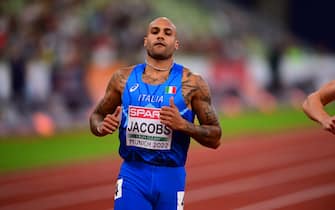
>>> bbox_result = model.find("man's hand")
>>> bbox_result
[160,97,186,130]
[97,106,122,135]
[320,115,335,135]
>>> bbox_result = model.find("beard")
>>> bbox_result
[146,45,174,60]
[147,51,171,60]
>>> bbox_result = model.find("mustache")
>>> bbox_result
[153,41,166,46]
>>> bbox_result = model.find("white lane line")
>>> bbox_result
[0,184,115,210]
[1,158,335,210]
[0,172,116,199]
[186,157,335,203]
[0,159,119,184]
[187,143,335,182]
[1,141,334,200]
[235,183,335,210]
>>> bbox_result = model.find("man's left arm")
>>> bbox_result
[160,74,222,149]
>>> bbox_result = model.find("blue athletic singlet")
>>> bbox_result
[114,63,194,210]
[118,63,195,167]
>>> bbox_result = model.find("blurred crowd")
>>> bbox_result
[0,0,152,136]
[0,0,334,137]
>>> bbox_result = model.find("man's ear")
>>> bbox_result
[175,40,180,50]
[144,36,147,47]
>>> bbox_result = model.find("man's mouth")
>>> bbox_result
[154,42,166,47]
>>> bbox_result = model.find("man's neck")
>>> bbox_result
[145,57,174,72]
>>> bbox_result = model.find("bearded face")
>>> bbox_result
[145,39,176,60]
[144,19,179,60]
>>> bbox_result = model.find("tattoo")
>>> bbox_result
[142,71,169,84]
[111,69,128,92]
[196,81,218,125]
[186,123,211,138]
[180,68,221,148]
[182,70,198,106]
[183,69,220,126]
[93,67,131,116]
[202,104,219,124]
[182,84,198,105]
[89,67,132,136]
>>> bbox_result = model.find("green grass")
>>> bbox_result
[220,106,313,137]
[0,105,331,174]
[0,130,120,173]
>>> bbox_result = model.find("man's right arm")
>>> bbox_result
[302,80,335,134]
[89,69,126,136]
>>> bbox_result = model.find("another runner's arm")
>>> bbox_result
[89,70,125,136]
[183,73,222,149]
[302,80,335,124]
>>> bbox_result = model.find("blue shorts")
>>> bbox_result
[114,161,186,210]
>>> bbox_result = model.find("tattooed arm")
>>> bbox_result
[160,70,222,149]
[184,72,222,148]
[89,68,129,136]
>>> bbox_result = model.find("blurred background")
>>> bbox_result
[0,0,334,137]
[1,2,335,209]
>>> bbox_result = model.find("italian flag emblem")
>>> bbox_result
[165,86,177,94]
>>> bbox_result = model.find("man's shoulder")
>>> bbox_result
[109,65,139,93]
[112,65,137,78]
[110,64,136,81]
[181,66,205,82]
[117,65,137,74]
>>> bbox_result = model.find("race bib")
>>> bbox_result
[126,106,172,150]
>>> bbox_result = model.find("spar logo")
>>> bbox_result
[129,106,160,119]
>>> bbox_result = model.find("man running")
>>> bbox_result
[89,17,222,210]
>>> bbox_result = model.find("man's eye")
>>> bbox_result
[165,30,172,36]
[151,28,159,34]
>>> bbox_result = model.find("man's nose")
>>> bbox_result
[157,34,164,40]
